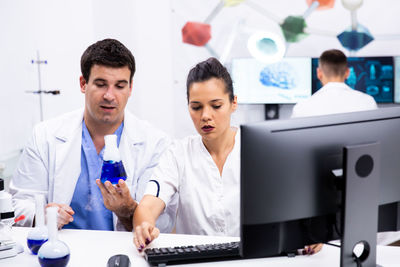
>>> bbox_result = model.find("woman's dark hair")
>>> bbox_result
[80,38,136,82]
[186,57,234,102]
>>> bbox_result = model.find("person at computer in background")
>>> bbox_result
[132,57,322,255]
[10,39,173,232]
[291,49,377,118]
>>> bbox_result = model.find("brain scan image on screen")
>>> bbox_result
[259,61,297,90]
[231,57,311,104]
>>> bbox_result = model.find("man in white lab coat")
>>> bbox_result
[10,39,172,232]
[291,49,377,118]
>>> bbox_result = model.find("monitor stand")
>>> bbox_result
[341,142,382,267]
[264,104,279,120]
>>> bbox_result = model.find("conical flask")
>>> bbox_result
[37,207,70,267]
[100,134,127,184]
[27,194,48,254]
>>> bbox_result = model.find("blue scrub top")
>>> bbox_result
[64,121,124,230]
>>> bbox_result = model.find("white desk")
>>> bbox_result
[2,227,400,267]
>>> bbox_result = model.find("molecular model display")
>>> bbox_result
[180,0,396,62]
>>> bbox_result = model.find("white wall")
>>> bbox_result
[0,0,175,157]
[1,0,400,170]
[128,0,175,136]
[0,0,92,157]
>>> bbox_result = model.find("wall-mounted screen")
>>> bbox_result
[231,57,312,104]
[312,56,394,103]
[394,56,400,103]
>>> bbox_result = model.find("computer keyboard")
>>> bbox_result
[144,241,241,266]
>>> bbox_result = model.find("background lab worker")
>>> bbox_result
[10,39,172,232]
[291,49,377,118]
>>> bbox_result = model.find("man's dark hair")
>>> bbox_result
[80,39,136,82]
[186,57,234,102]
[318,49,348,78]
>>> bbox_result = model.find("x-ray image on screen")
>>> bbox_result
[312,56,394,103]
[231,58,312,104]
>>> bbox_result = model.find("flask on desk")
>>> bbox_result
[38,207,70,267]
[100,134,127,184]
[27,194,48,254]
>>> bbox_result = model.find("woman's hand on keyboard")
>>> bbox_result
[134,221,160,252]
[303,243,323,255]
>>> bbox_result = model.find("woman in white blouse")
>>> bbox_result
[133,57,322,255]
[134,57,239,251]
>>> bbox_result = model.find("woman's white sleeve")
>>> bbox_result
[143,144,180,207]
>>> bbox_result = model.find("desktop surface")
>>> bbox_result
[3,227,400,266]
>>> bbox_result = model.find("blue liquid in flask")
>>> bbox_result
[38,254,70,267]
[38,206,70,267]
[27,194,48,255]
[100,160,127,184]
[27,238,48,255]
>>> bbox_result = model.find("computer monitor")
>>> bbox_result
[240,107,400,266]
[231,57,312,104]
[312,56,394,103]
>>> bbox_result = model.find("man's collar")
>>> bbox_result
[53,109,146,144]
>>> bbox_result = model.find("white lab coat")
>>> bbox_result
[291,82,378,118]
[10,108,173,231]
